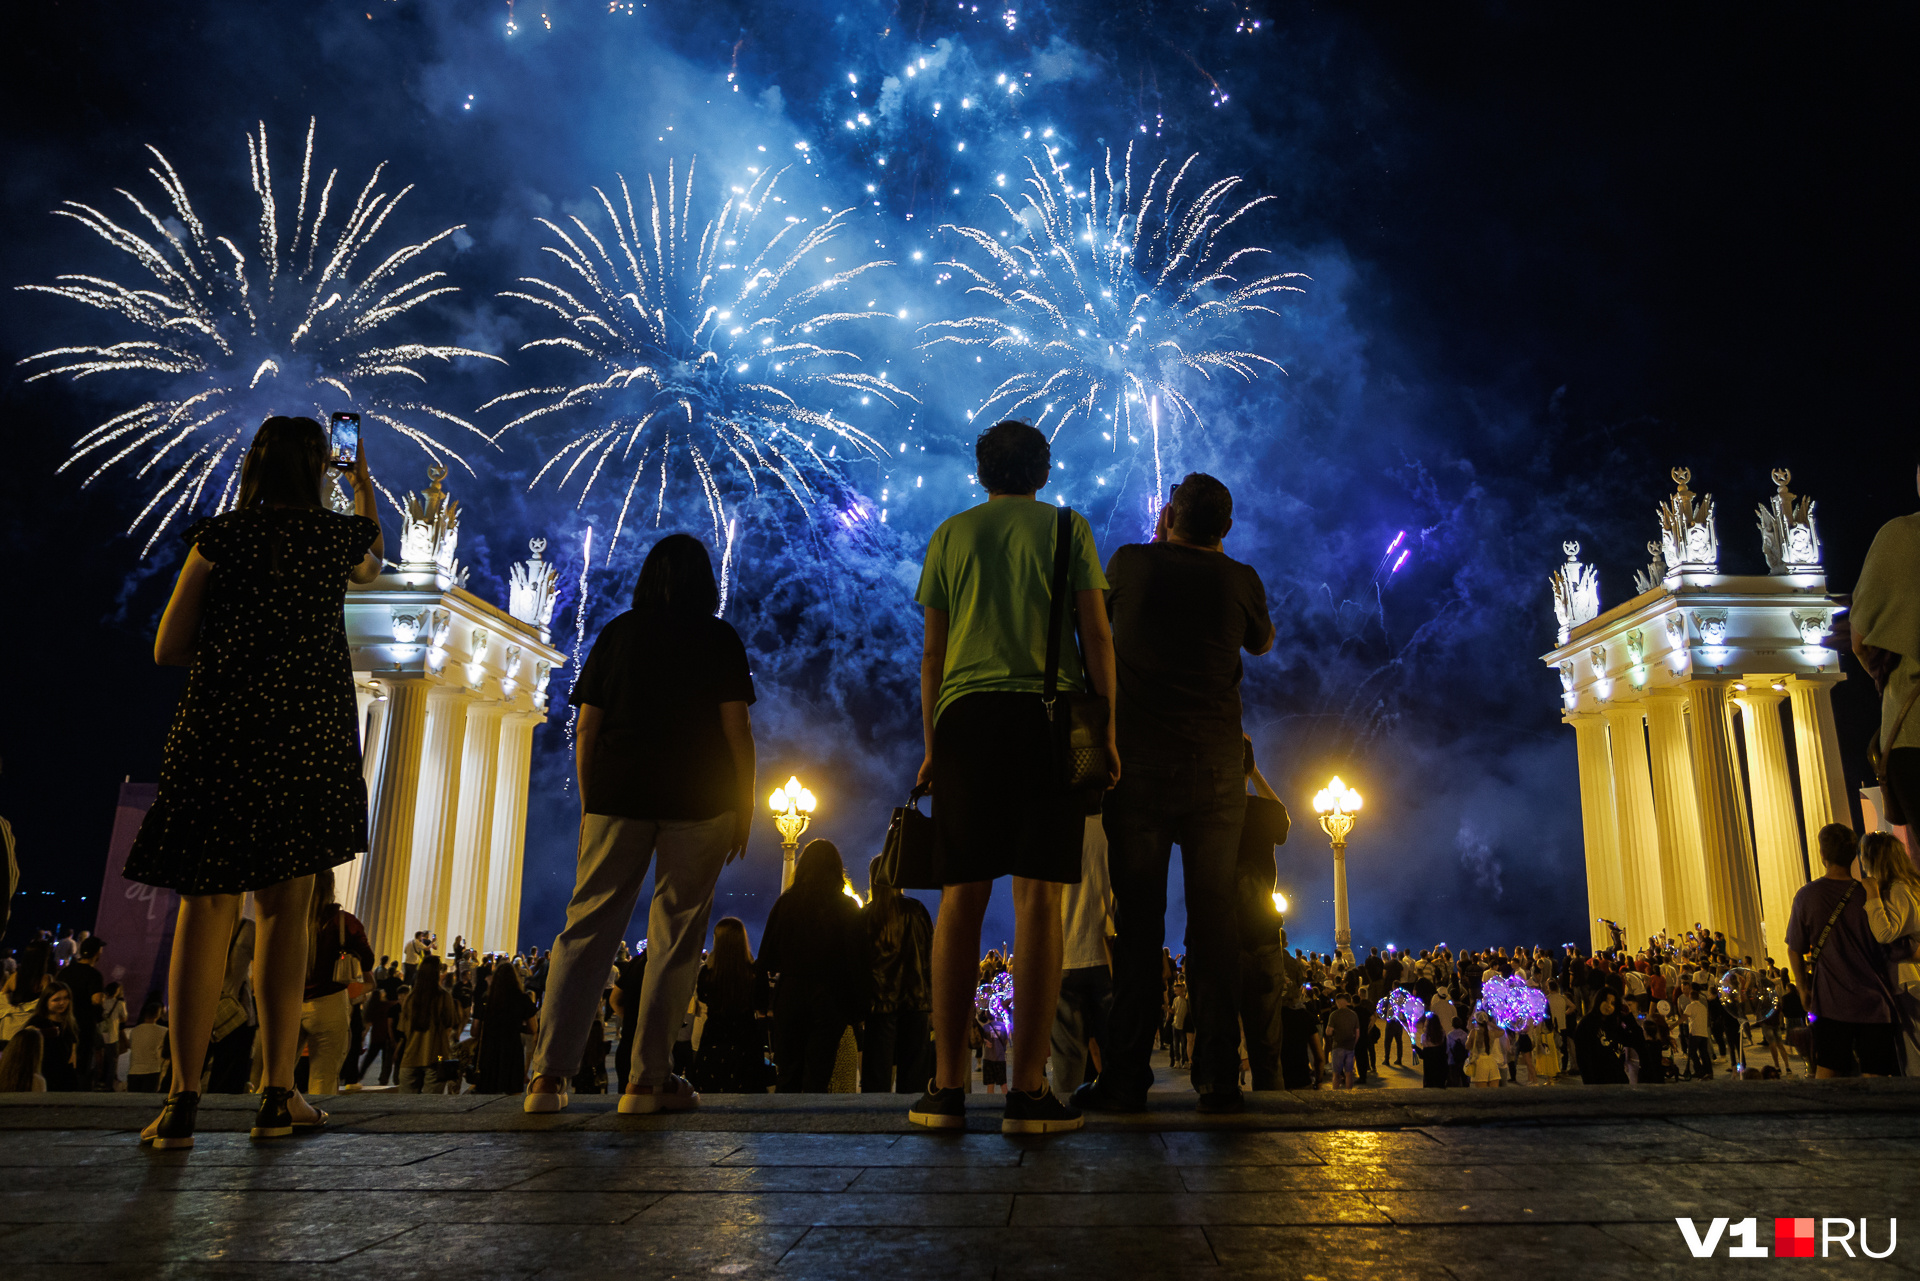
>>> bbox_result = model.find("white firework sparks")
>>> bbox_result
[18,119,502,554]
[920,143,1303,504]
[488,159,913,556]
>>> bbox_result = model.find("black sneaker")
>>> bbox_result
[908,1083,966,1130]
[1071,1079,1147,1114]
[1196,1087,1246,1115]
[1002,1087,1083,1134]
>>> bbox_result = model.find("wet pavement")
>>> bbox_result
[2,1075,1916,1278]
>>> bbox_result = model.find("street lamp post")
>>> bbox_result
[1312,776,1363,964]
[768,776,817,891]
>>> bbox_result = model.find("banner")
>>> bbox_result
[91,782,173,1010]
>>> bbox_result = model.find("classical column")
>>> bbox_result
[357,678,431,963]
[336,692,389,922]
[1642,692,1711,936]
[483,712,541,956]
[1735,688,1808,965]
[1604,704,1667,949]
[1569,714,1626,951]
[444,701,509,953]
[404,686,473,949]
[1788,678,1852,857]
[1685,681,1764,961]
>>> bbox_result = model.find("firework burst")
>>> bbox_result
[919,143,1302,509]
[18,119,501,554]
[488,159,914,557]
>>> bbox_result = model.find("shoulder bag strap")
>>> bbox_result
[1878,681,1920,784]
[1042,505,1073,720]
[1805,882,1857,972]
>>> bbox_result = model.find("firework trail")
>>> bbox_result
[919,143,1303,518]
[18,120,501,554]
[489,159,915,558]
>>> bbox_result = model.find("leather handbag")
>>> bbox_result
[879,784,940,891]
[1044,505,1111,813]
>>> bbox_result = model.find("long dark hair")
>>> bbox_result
[485,958,525,1011]
[236,416,328,511]
[704,917,755,1011]
[788,839,847,902]
[631,533,719,615]
[403,957,449,1031]
[4,941,49,1009]
[0,1027,43,1091]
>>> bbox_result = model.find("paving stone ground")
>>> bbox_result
[2,1077,1916,1279]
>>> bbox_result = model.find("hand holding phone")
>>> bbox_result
[329,412,361,469]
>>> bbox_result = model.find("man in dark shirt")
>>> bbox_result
[63,936,107,1090]
[1078,474,1274,1115]
[1787,824,1897,1077]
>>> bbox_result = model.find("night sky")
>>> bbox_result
[2,1,1912,956]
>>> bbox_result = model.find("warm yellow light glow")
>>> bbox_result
[1272,891,1289,914]
[842,881,862,905]
[769,776,818,816]
[1312,776,1362,815]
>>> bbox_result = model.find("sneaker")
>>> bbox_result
[1071,1079,1147,1114]
[522,1087,570,1114]
[908,1083,967,1129]
[1195,1087,1245,1115]
[617,1074,699,1115]
[1002,1087,1083,1134]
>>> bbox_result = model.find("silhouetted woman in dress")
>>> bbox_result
[125,417,384,1147]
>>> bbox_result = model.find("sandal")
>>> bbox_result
[141,1092,200,1150]
[251,1086,295,1139]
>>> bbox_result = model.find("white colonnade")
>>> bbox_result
[338,467,565,965]
[1545,468,1847,963]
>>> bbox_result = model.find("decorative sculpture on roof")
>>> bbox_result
[399,464,467,584]
[1657,467,1717,574]
[1550,541,1601,644]
[1757,468,1820,574]
[1632,540,1668,595]
[509,537,560,639]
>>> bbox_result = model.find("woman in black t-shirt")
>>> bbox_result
[522,534,758,1117]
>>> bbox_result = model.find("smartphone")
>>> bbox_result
[329,412,360,468]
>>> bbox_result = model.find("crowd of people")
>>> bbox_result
[2,418,1914,1146]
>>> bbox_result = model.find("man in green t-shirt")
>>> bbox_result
[906,421,1118,1136]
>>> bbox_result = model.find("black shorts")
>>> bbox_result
[1881,747,1920,826]
[931,692,1083,885]
[1810,1016,1900,1076]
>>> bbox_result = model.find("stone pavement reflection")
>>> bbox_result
[2,1079,1917,1279]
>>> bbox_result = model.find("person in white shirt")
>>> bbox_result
[1682,989,1714,1078]
[402,933,426,985]
[1428,990,1456,1035]
[125,1001,168,1093]
[1050,818,1115,1096]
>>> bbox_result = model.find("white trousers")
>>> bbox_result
[300,989,353,1095]
[528,812,732,1089]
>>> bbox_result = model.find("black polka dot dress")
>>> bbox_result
[125,508,380,896]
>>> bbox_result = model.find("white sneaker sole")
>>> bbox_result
[522,1092,569,1113]
[618,1089,699,1114]
[1001,1114,1084,1134]
[907,1109,967,1129]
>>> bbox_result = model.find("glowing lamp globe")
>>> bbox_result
[769,776,816,817]
[1272,891,1289,915]
[1312,777,1362,816]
